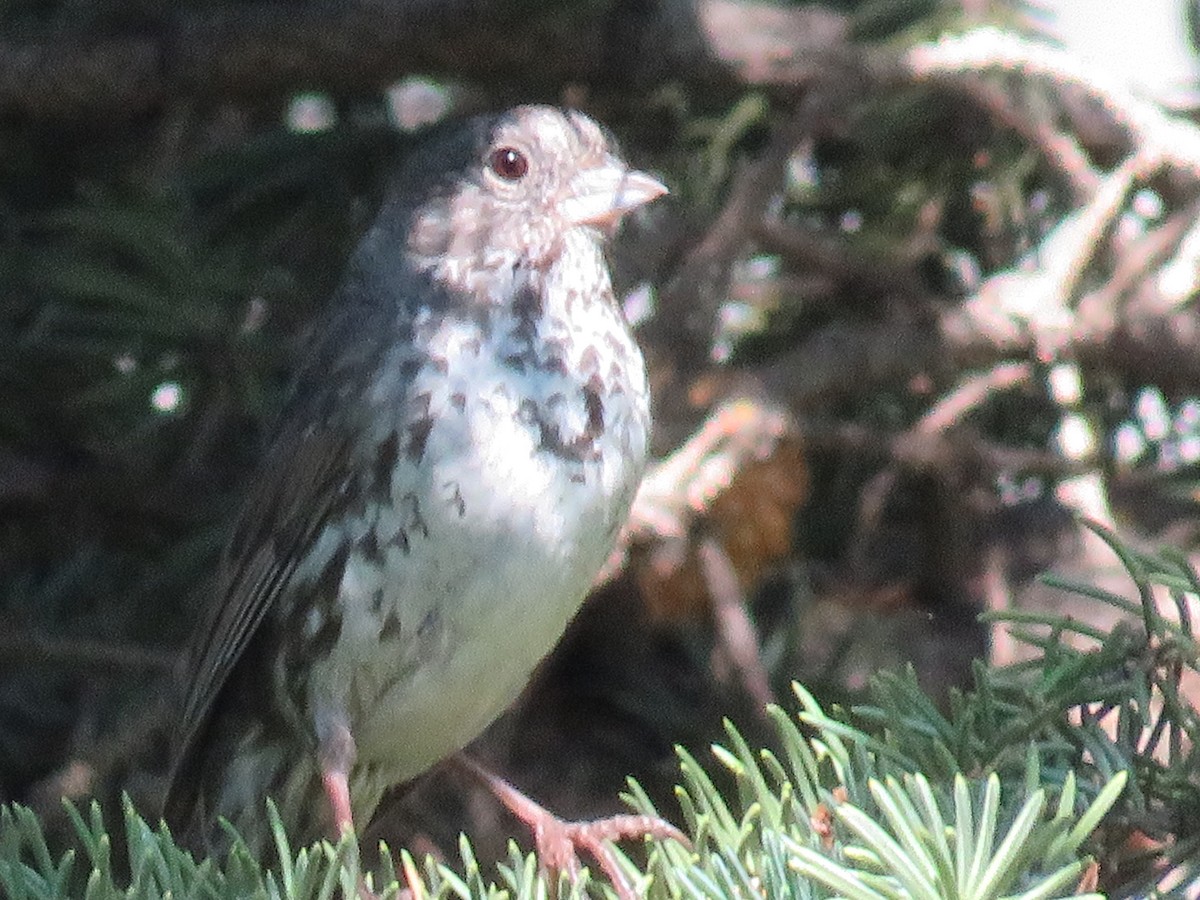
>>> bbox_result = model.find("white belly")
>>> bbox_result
[301,330,646,796]
[352,430,619,774]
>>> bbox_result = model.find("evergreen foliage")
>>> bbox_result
[7,527,1200,897]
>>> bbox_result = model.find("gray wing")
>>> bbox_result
[171,255,416,749]
[163,423,355,820]
[162,220,434,825]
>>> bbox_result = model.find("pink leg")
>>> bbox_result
[321,768,355,836]
[317,717,358,836]
[318,726,387,900]
[454,755,690,900]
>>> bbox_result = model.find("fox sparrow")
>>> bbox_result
[163,107,667,859]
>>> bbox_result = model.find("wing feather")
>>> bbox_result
[164,425,355,820]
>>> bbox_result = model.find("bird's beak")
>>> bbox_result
[559,163,668,229]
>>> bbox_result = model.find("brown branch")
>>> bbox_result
[755,217,936,306]
[951,78,1100,203]
[1109,199,1200,317]
[597,398,793,584]
[907,28,1200,181]
[756,292,1200,411]
[801,418,1088,479]
[697,0,853,88]
[915,362,1033,434]
[759,316,947,410]
[644,104,822,373]
[697,536,775,710]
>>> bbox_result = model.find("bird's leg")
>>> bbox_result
[452,754,690,900]
[317,718,357,836]
[317,720,385,900]
[321,769,355,836]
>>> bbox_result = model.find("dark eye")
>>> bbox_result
[488,146,529,181]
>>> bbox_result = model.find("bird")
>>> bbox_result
[162,105,669,876]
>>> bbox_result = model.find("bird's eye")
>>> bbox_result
[488,147,529,181]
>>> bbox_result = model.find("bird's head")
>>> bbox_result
[400,106,666,296]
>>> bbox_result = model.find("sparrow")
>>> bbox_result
[162,105,667,867]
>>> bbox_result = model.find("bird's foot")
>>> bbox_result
[455,755,690,900]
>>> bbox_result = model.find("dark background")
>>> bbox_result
[2,0,1199,880]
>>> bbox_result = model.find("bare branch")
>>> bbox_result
[697,536,775,710]
[908,27,1200,180]
[645,105,820,371]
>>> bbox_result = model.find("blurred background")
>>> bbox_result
[3,0,1200,888]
